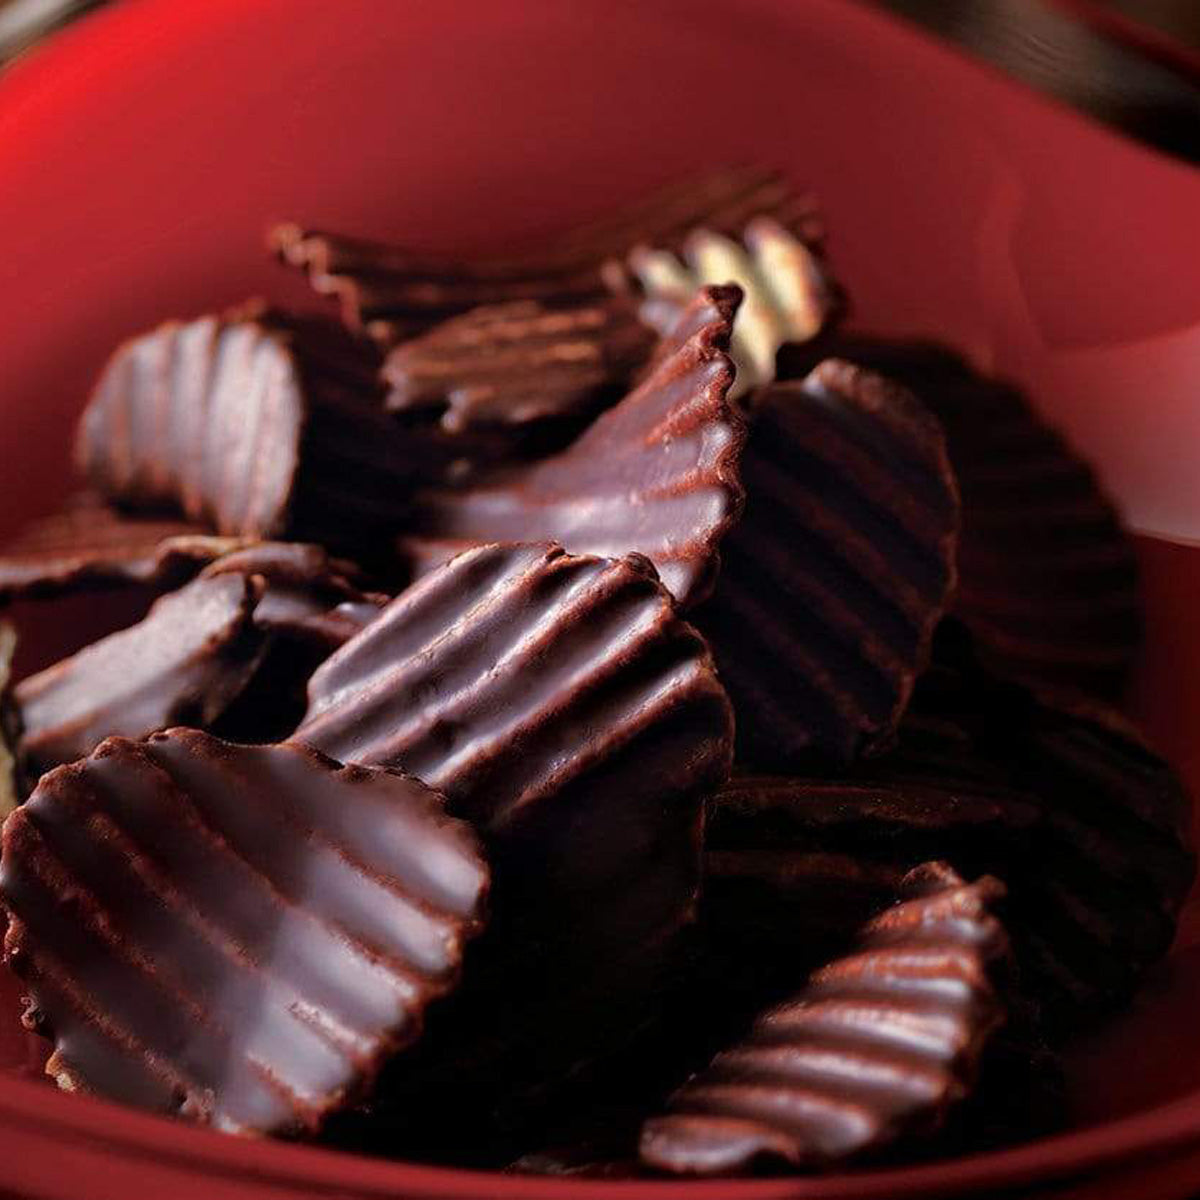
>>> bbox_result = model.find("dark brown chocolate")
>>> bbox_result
[697,360,960,766]
[895,634,1195,1019]
[74,305,420,550]
[296,542,730,951]
[270,167,820,343]
[0,729,489,1134]
[14,574,266,783]
[703,772,1038,993]
[200,542,386,649]
[382,297,656,453]
[780,336,1140,697]
[399,286,745,607]
[0,496,244,602]
[640,864,1010,1176]
[293,541,733,1136]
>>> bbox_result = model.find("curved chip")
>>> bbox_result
[0,729,489,1135]
[780,336,1140,697]
[696,359,960,766]
[382,298,656,454]
[270,167,820,343]
[628,216,836,397]
[296,540,732,964]
[295,540,732,1138]
[896,635,1195,1019]
[75,304,417,549]
[0,497,244,603]
[14,574,266,783]
[399,286,745,607]
[640,863,1009,1176]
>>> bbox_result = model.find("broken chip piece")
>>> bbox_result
[399,285,745,607]
[14,574,266,783]
[0,729,489,1134]
[640,863,1009,1175]
[200,542,386,649]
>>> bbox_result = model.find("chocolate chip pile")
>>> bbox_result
[0,167,1191,1177]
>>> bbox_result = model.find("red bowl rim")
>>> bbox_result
[2,1064,1200,1197]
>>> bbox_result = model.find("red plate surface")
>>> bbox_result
[1,0,1200,1196]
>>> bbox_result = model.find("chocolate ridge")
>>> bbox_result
[0,730,488,1134]
[697,359,960,765]
[399,285,745,608]
[641,864,1009,1175]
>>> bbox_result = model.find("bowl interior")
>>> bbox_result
[1,0,1200,1195]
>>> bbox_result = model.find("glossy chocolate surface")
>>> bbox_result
[698,359,959,765]
[298,542,732,843]
[201,542,385,649]
[15,574,265,782]
[383,298,654,442]
[0,729,488,1134]
[399,286,745,607]
[75,305,416,549]
[641,864,1009,1175]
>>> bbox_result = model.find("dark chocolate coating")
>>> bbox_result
[703,772,1038,996]
[200,542,386,649]
[0,730,488,1134]
[0,496,244,602]
[383,298,655,446]
[271,167,821,343]
[74,304,420,550]
[895,636,1194,1019]
[399,286,746,607]
[297,542,731,847]
[780,336,1140,698]
[14,574,265,782]
[200,544,388,746]
[697,359,960,765]
[707,632,1194,1026]
[640,864,1009,1176]
[295,541,733,1122]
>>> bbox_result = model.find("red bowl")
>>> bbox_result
[2,1,1200,1195]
